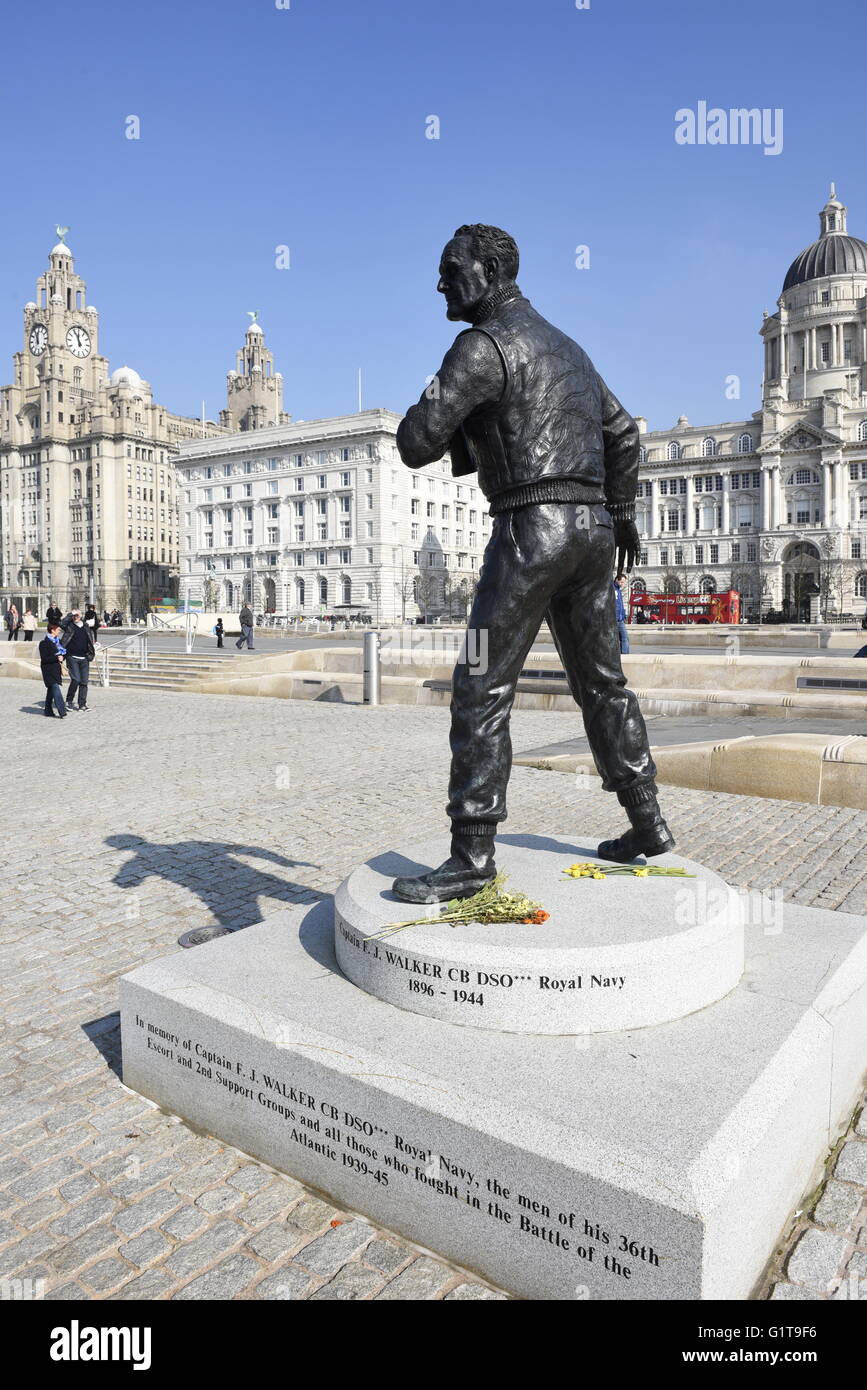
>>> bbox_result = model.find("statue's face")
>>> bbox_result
[437,237,493,321]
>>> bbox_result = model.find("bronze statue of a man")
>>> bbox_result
[392,224,673,904]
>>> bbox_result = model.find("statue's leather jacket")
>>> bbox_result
[449,293,639,514]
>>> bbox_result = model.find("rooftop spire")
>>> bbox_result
[820,185,847,236]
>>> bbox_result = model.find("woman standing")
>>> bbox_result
[22,609,37,642]
[5,604,20,641]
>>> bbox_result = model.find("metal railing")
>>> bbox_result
[94,632,148,688]
[147,610,198,653]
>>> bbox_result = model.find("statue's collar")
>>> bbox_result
[468,283,523,325]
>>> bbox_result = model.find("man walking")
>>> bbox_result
[46,600,62,626]
[39,621,67,718]
[63,610,95,711]
[236,602,255,651]
[391,223,672,903]
[613,573,630,653]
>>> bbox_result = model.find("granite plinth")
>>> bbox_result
[120,887,867,1300]
[334,835,744,1033]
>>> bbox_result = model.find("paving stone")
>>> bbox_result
[363,1238,409,1274]
[374,1256,457,1300]
[47,1222,119,1275]
[445,1282,509,1300]
[227,1165,273,1195]
[80,1258,133,1293]
[108,1267,175,1301]
[285,1196,341,1235]
[194,1184,243,1216]
[43,1281,87,1300]
[835,1140,867,1185]
[295,1219,373,1277]
[163,1220,244,1278]
[251,1266,315,1301]
[119,1229,171,1268]
[310,1263,384,1300]
[58,1174,99,1202]
[160,1206,208,1241]
[12,1195,65,1230]
[49,1195,117,1239]
[786,1228,849,1290]
[113,1189,179,1236]
[769,1282,826,1301]
[173,1253,260,1301]
[239,1183,302,1228]
[813,1178,864,1230]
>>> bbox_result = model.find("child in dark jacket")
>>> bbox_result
[39,622,68,718]
[214,618,224,649]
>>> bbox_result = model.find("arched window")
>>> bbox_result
[702,437,717,458]
[638,445,647,464]
[667,441,681,461]
[856,572,867,599]
[319,577,328,605]
[663,576,679,594]
[72,468,82,499]
[738,432,753,453]
[342,576,351,605]
[630,577,646,593]
[699,575,717,594]
[856,420,867,442]
[296,577,305,607]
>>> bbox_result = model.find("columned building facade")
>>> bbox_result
[635,189,867,620]
[176,405,491,623]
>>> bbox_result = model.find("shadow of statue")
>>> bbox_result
[105,834,322,932]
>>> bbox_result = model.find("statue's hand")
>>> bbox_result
[614,519,641,575]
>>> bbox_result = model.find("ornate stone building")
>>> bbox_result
[634,188,867,620]
[0,233,226,617]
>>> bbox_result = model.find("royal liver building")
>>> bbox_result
[634,188,867,620]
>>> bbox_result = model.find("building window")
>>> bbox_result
[695,545,704,564]
[821,341,830,363]
[702,437,717,458]
[710,544,719,563]
[667,441,681,460]
[738,433,753,453]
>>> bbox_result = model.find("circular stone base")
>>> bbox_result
[334,834,744,1034]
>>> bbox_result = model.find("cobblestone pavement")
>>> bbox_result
[0,676,865,1301]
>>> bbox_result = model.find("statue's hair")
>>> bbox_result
[453,224,519,281]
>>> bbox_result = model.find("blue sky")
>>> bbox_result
[1,0,864,431]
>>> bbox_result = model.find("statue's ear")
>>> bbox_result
[484,257,499,281]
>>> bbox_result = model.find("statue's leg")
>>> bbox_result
[392,509,561,904]
[546,509,675,862]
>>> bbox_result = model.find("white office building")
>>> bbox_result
[177,321,491,622]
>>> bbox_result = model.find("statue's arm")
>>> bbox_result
[396,332,505,467]
[598,378,640,511]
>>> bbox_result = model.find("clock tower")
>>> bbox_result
[1,231,224,617]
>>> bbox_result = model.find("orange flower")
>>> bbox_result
[522,910,549,924]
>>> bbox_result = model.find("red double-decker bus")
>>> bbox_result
[629,590,740,625]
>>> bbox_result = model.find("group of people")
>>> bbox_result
[39,602,99,718]
[4,605,38,641]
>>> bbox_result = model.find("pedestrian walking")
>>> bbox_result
[83,605,100,638]
[46,600,62,625]
[39,621,68,718]
[235,603,255,650]
[5,604,21,641]
[613,573,630,654]
[22,609,37,642]
[63,610,95,711]
[214,618,224,649]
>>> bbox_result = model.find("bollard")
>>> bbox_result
[363,629,381,706]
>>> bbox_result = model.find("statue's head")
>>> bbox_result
[437,224,519,321]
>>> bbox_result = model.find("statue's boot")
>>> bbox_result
[392,831,496,904]
[597,784,674,864]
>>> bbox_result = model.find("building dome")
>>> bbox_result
[51,242,71,258]
[110,365,143,390]
[782,185,867,291]
[248,322,263,335]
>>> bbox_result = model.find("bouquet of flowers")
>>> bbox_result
[563,862,695,880]
[378,873,549,940]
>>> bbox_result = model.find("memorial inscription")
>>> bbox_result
[130,1007,667,1292]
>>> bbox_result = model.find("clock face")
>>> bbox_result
[66,325,91,358]
[29,324,48,355]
